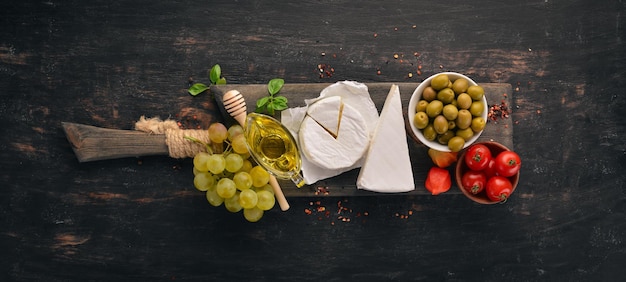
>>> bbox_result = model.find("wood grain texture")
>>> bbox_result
[1,0,625,281]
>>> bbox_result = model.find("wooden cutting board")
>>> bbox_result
[211,82,513,197]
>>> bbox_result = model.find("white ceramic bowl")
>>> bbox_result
[408,72,488,152]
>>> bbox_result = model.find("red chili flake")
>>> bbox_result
[377,69,382,75]
[373,33,378,38]
[417,70,422,76]
[417,64,422,70]
[304,208,312,215]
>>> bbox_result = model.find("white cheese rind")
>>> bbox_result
[306,96,343,138]
[357,84,415,193]
[299,102,369,170]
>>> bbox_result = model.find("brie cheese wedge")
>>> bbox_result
[357,84,415,193]
[299,101,369,170]
[306,96,344,138]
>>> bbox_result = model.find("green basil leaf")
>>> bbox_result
[216,77,227,85]
[272,96,288,110]
[267,78,284,95]
[266,102,275,115]
[256,96,270,108]
[209,64,222,84]
[188,83,209,96]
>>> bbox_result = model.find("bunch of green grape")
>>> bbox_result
[191,123,275,222]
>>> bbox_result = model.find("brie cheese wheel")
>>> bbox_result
[306,96,343,138]
[357,85,415,193]
[299,101,369,170]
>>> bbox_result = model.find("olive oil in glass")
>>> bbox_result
[244,113,305,188]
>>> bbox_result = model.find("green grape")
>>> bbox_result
[224,153,244,173]
[227,125,244,141]
[224,192,242,213]
[256,190,275,211]
[243,207,264,222]
[193,152,211,172]
[254,184,274,195]
[193,172,215,192]
[206,189,223,207]
[216,178,237,198]
[239,159,253,173]
[207,154,226,174]
[208,122,228,144]
[192,166,201,176]
[239,189,258,209]
[231,133,249,154]
[250,165,270,188]
[233,171,253,190]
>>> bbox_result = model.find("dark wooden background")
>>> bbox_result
[1,0,625,281]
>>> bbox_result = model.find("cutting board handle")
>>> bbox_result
[62,122,169,162]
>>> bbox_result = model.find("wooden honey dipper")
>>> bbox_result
[222,90,290,211]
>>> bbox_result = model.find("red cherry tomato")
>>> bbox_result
[461,170,487,195]
[486,176,513,202]
[494,151,522,177]
[483,159,498,179]
[464,144,492,171]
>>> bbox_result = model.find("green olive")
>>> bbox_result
[448,136,466,152]
[422,86,437,102]
[437,88,455,104]
[452,78,469,94]
[471,117,486,133]
[456,127,474,141]
[443,104,459,120]
[469,101,485,117]
[437,130,455,145]
[433,115,449,134]
[456,93,472,109]
[413,112,430,129]
[447,120,456,131]
[416,100,429,112]
[430,74,449,90]
[422,125,437,141]
[426,100,443,118]
[456,109,472,129]
[467,85,485,100]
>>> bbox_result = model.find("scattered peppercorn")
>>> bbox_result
[488,99,511,122]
